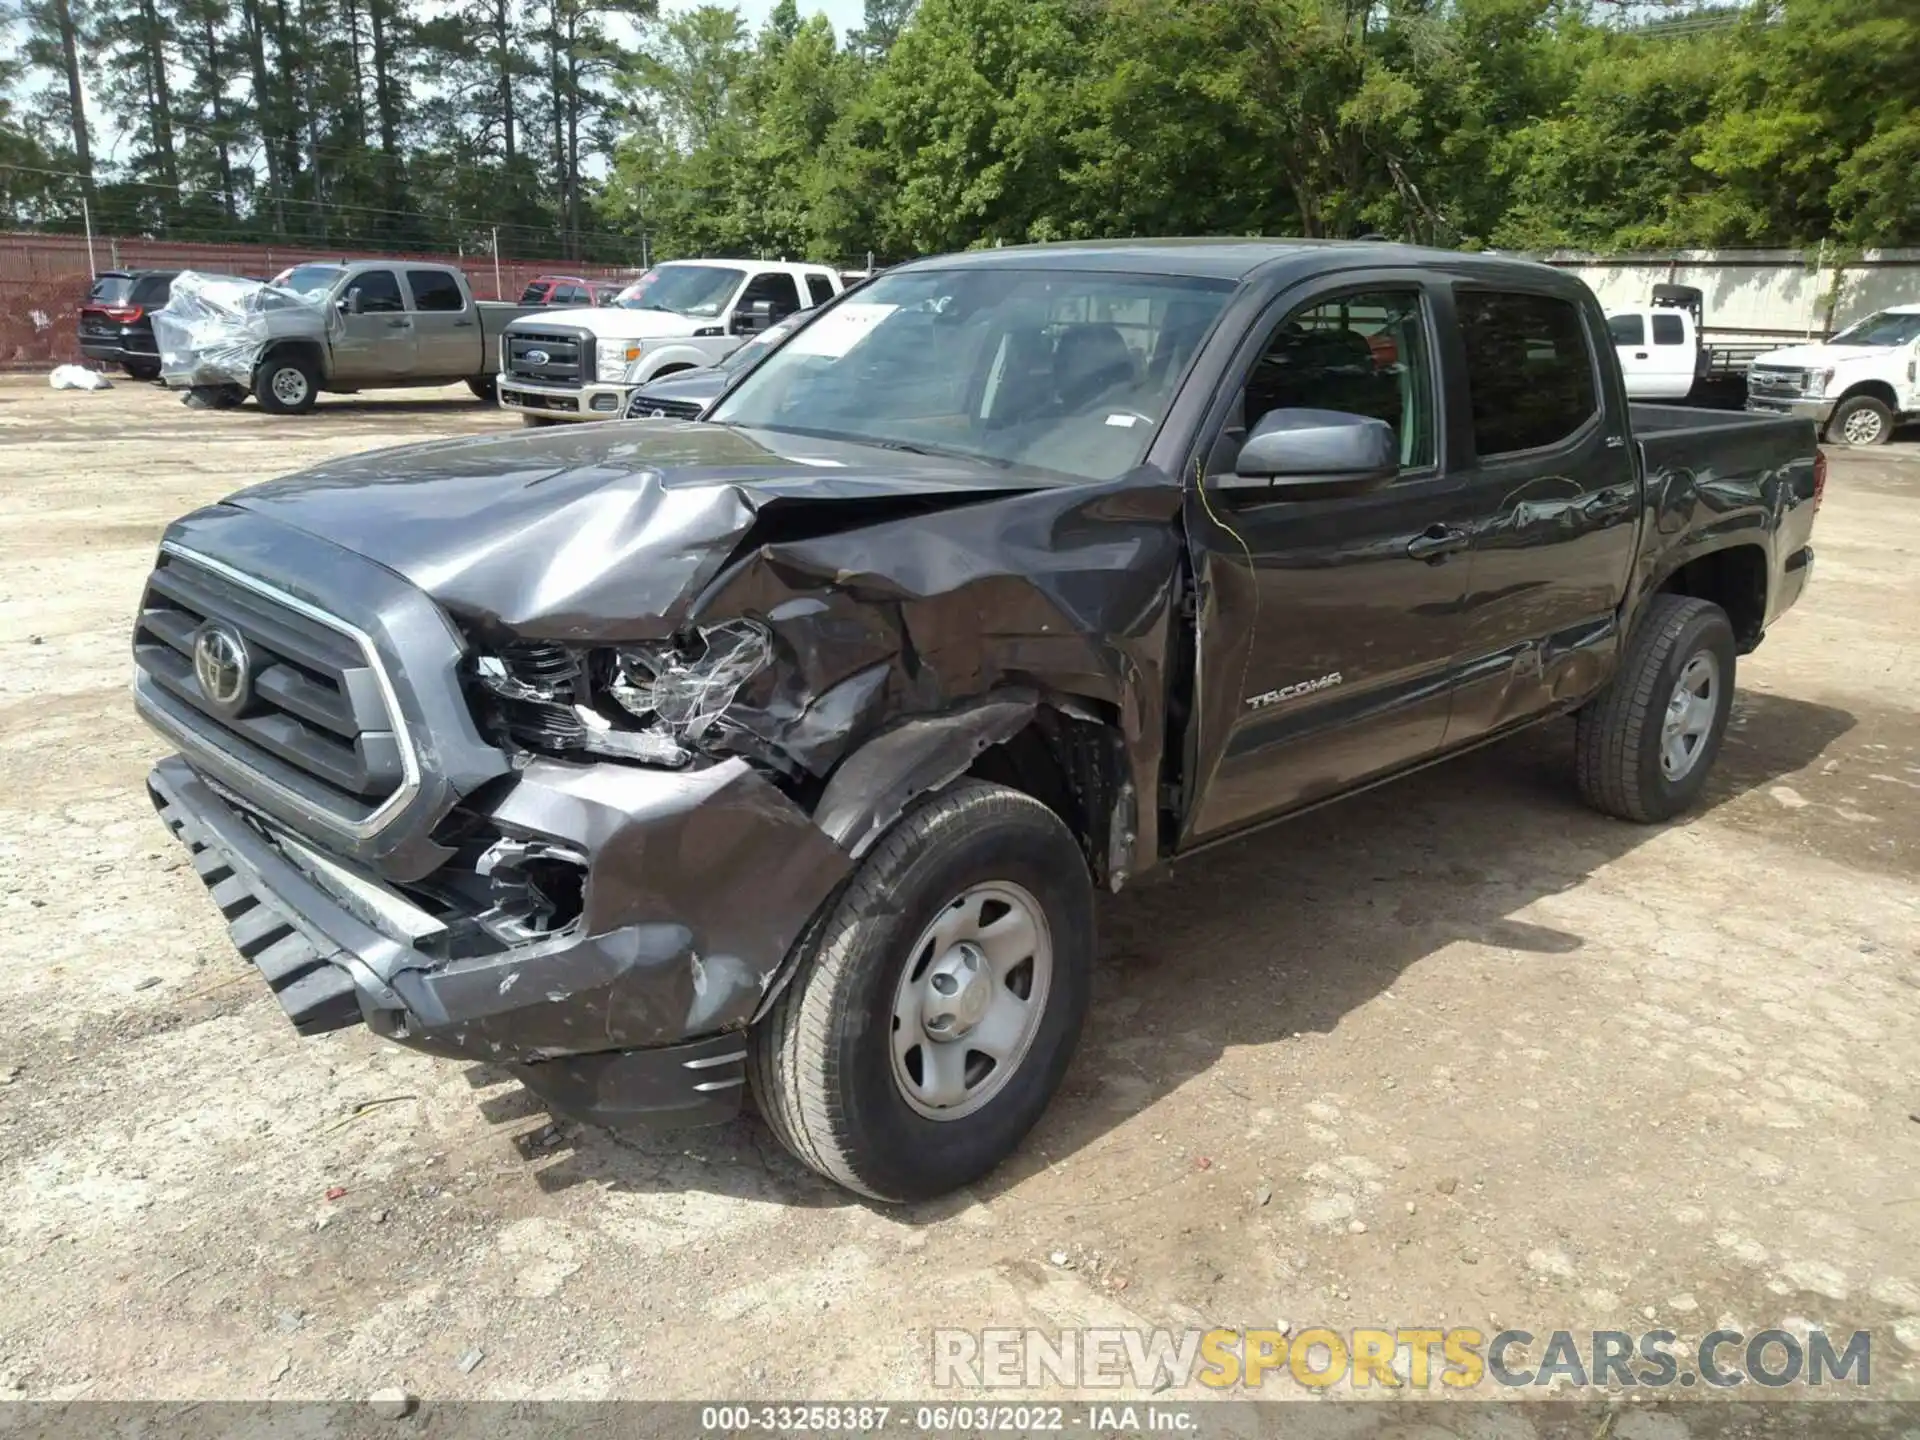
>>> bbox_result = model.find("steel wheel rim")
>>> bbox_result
[272,367,309,406]
[1842,408,1883,445]
[889,881,1053,1122]
[1660,650,1719,781]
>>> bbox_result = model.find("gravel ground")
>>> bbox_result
[0,375,1916,1419]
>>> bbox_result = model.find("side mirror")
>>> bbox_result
[1220,408,1400,493]
[731,300,775,336]
[340,288,364,316]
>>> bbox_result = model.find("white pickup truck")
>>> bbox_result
[1745,304,1920,446]
[496,258,845,424]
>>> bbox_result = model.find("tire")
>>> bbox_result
[467,376,497,403]
[123,360,161,382]
[750,780,1094,1202]
[1826,393,1894,447]
[1575,594,1736,823]
[254,353,319,415]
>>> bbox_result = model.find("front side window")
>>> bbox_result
[407,269,465,312]
[1608,314,1645,346]
[740,272,804,319]
[350,269,405,314]
[1237,289,1436,471]
[1651,313,1686,346]
[711,267,1234,482]
[1458,289,1598,457]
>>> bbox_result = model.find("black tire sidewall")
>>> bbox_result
[255,356,316,414]
[825,800,1092,1200]
[1635,608,1736,818]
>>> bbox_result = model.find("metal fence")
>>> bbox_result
[0,232,643,370]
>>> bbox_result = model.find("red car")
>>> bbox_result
[518,275,624,307]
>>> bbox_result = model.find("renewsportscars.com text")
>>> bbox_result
[933,1326,1872,1391]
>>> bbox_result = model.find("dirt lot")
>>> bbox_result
[1,375,1916,1412]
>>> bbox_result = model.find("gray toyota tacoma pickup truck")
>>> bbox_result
[133,241,1821,1201]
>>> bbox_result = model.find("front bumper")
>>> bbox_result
[498,376,631,420]
[147,749,851,1130]
[1745,395,1835,426]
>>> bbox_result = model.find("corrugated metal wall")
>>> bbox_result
[0,233,641,370]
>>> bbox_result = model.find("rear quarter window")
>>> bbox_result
[1651,313,1686,346]
[1458,289,1599,457]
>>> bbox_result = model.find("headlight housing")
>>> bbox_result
[467,619,775,768]
[596,338,642,382]
[1806,367,1834,395]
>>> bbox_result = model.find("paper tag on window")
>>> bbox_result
[1105,413,1142,427]
[786,303,899,358]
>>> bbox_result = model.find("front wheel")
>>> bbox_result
[1575,594,1736,823]
[750,780,1094,1202]
[1827,393,1894,447]
[124,360,161,382]
[467,376,497,403]
[254,354,318,414]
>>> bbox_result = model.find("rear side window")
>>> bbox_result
[1608,314,1644,346]
[520,282,547,304]
[804,272,837,307]
[553,284,586,305]
[1458,289,1598,457]
[406,269,465,312]
[133,274,174,304]
[1651,313,1686,346]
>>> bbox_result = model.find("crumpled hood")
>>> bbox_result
[515,307,713,341]
[1753,343,1892,370]
[224,423,1047,640]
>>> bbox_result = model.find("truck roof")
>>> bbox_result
[658,258,837,277]
[896,237,1573,286]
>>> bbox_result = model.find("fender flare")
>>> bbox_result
[811,690,1040,860]
[637,343,723,381]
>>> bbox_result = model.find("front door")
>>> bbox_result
[330,268,417,381]
[1181,278,1475,843]
[1442,285,1641,743]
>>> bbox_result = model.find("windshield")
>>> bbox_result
[272,265,345,301]
[1828,310,1920,347]
[709,268,1234,481]
[613,265,747,318]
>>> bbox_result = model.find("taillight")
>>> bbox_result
[100,304,143,323]
[1813,448,1826,512]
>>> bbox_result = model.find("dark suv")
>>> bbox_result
[79,269,178,380]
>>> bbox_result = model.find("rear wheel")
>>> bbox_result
[1575,594,1736,823]
[254,353,318,415]
[1827,393,1893,447]
[123,360,161,382]
[750,780,1094,1202]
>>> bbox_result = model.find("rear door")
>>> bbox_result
[1181,272,1477,843]
[1442,285,1640,742]
[404,268,478,377]
[331,269,417,381]
[1648,310,1697,398]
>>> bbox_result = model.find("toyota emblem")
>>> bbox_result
[524,348,551,365]
[192,621,251,713]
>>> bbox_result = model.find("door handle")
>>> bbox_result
[1406,524,1470,562]
[1633,351,1648,359]
[387,318,410,328]
[453,319,474,328]
[1583,486,1636,520]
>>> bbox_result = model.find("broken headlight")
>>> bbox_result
[468,620,774,768]
[607,618,773,742]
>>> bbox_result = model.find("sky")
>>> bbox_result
[661,0,870,41]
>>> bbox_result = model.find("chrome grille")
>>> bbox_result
[1747,365,1808,397]
[624,391,704,421]
[133,549,410,827]
[505,327,587,388]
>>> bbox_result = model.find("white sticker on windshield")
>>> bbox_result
[789,456,846,467]
[1105,413,1142,427]
[785,302,899,358]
